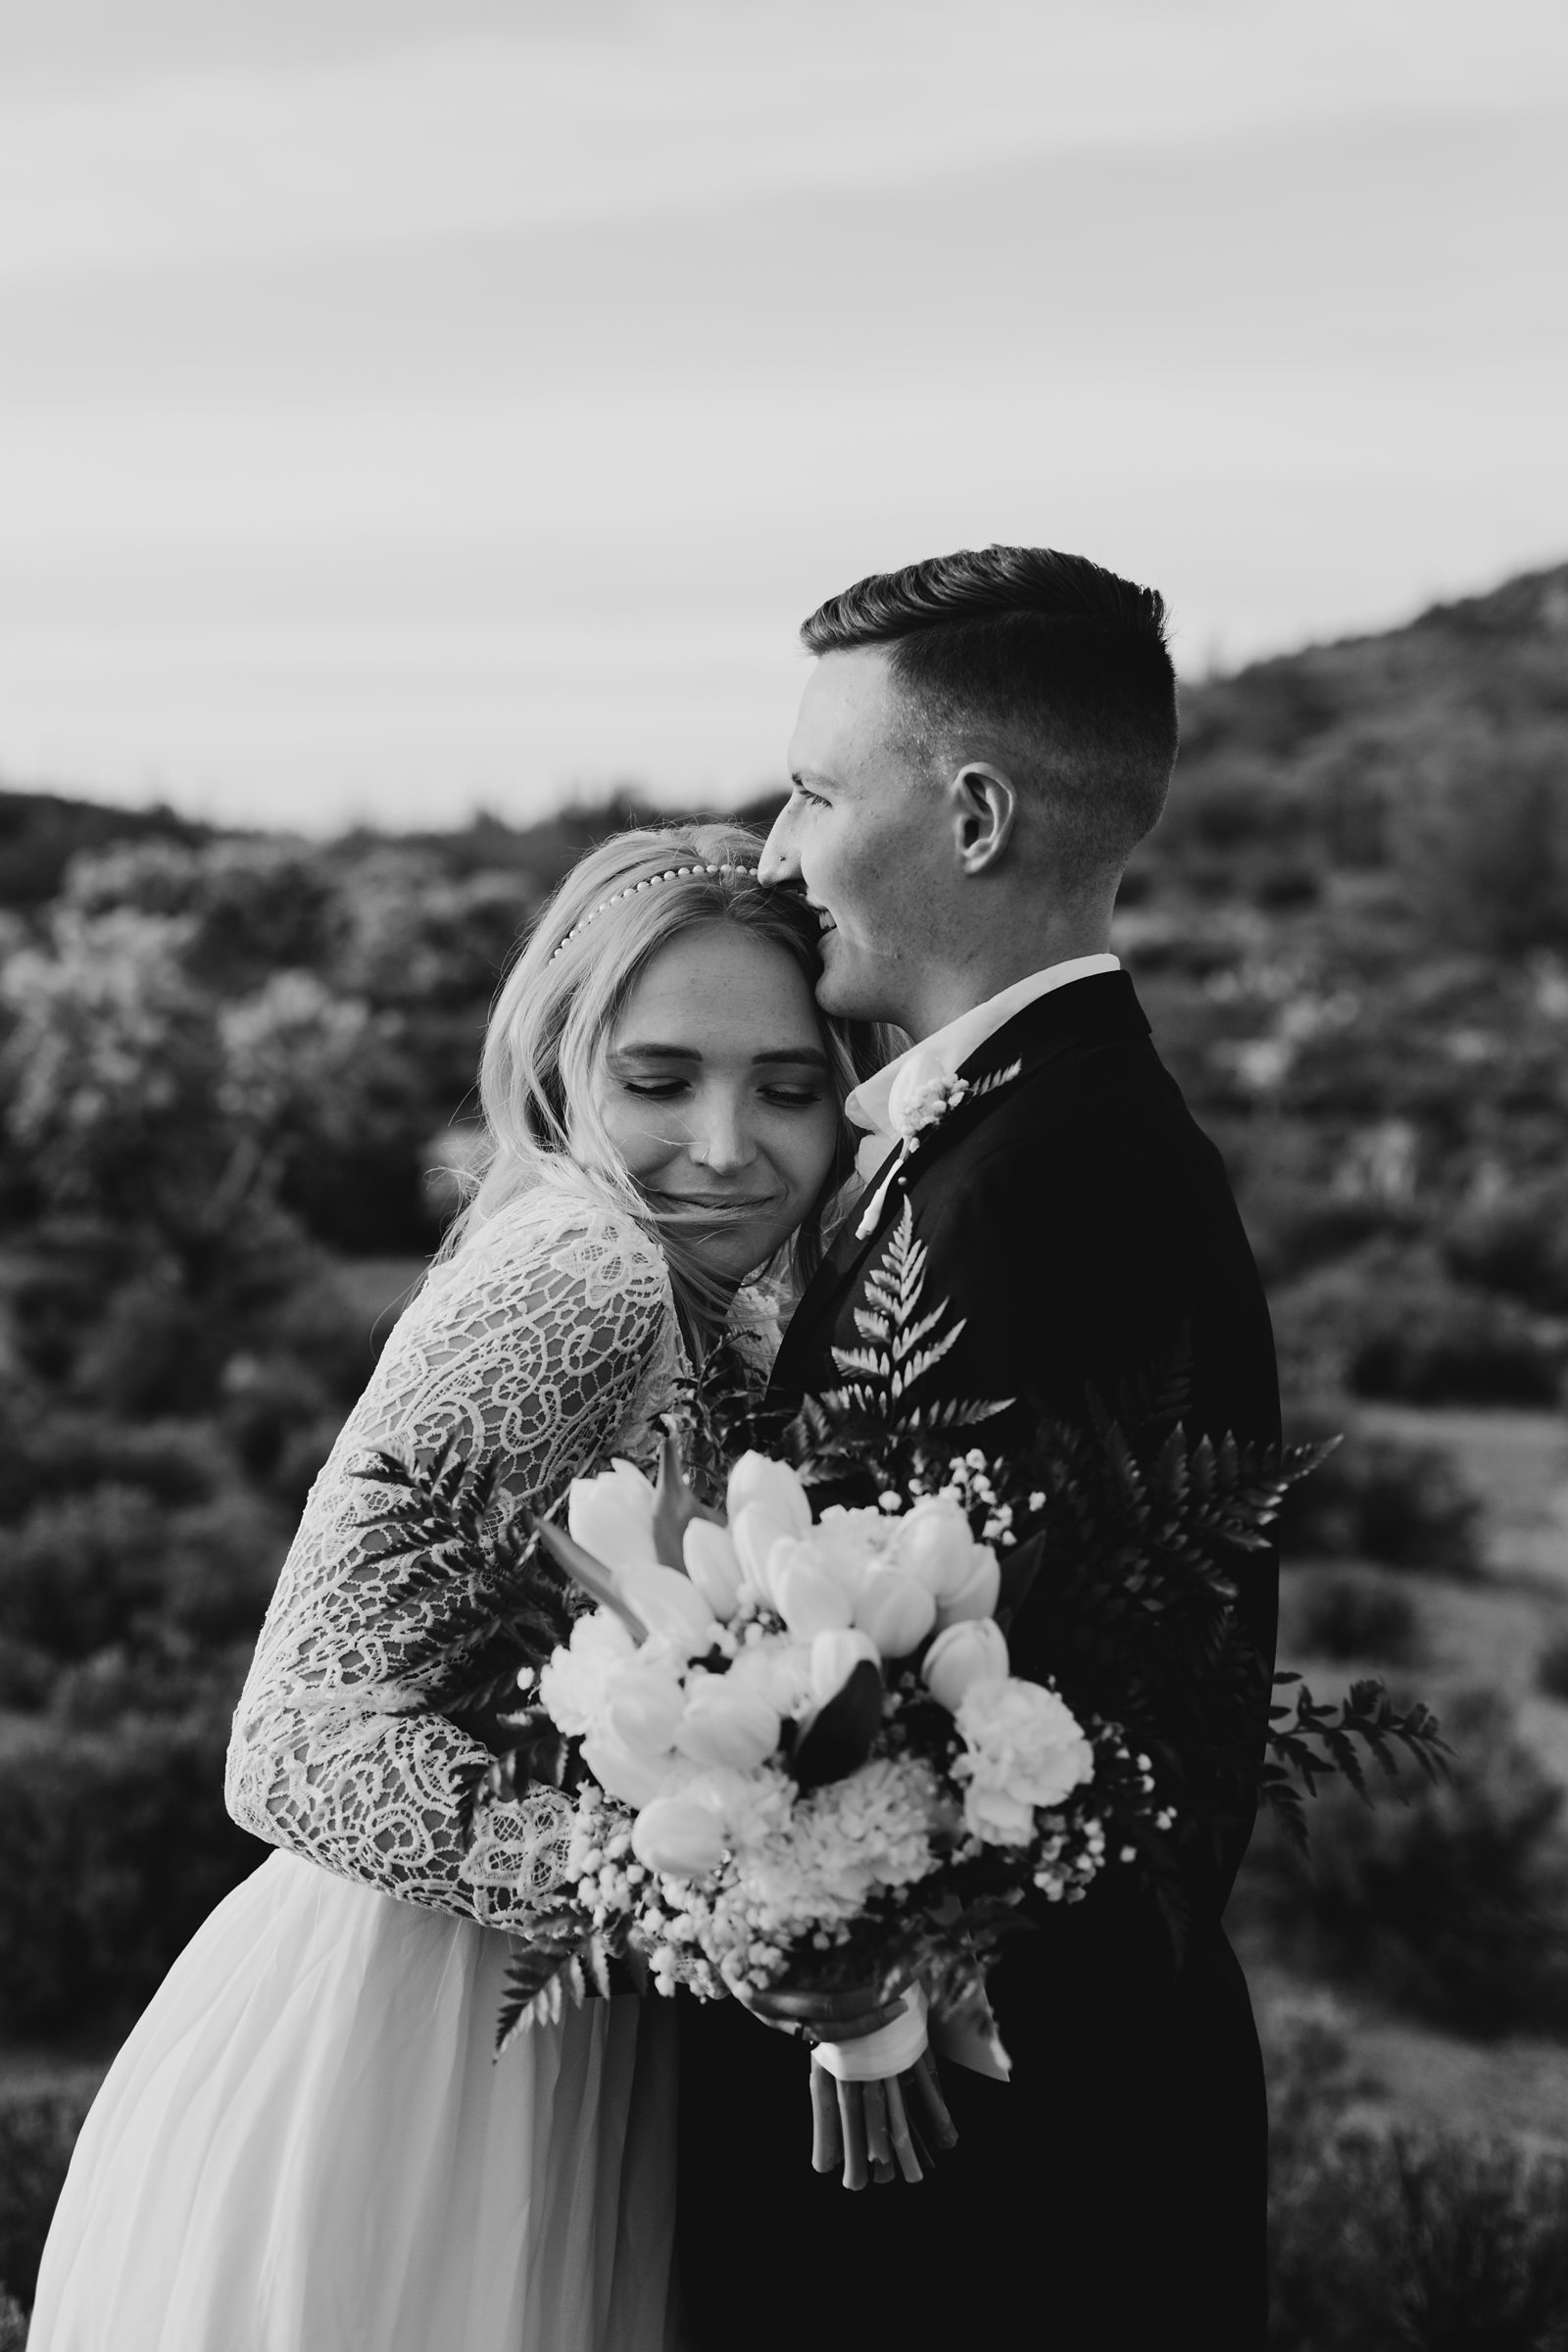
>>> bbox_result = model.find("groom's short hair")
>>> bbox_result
[801,545,1178,879]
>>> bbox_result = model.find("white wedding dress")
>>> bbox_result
[30,1172,720,2352]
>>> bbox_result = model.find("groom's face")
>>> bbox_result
[763,647,951,1033]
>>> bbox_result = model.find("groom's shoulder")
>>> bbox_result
[938,1017,1232,1220]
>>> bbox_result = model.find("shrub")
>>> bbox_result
[0,2083,94,2309]
[1538,1631,1568,1702]
[1296,1571,1421,1664]
[1250,1690,1568,2038]
[0,1710,266,2036]
[1274,1254,1565,1407]
[1272,2124,1568,2352]
[0,2285,27,2348]
[1444,1177,1568,1312]
[1279,1407,1483,1576]
[0,1486,169,1658]
[0,1637,55,1711]
[0,1391,216,1526]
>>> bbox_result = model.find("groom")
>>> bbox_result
[675,546,1279,2349]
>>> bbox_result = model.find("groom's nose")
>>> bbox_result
[758,808,801,886]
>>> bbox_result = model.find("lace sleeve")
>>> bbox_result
[224,1182,681,1925]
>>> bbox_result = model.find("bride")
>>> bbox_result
[29,825,884,2352]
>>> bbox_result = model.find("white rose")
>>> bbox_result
[683,1521,744,1620]
[772,1542,858,1638]
[725,1452,812,1540]
[854,1567,937,1658]
[921,1618,1009,1713]
[567,1459,659,1571]
[956,1677,1095,1812]
[809,1626,881,1707]
[894,1497,980,1599]
[673,1671,781,1770]
[617,1564,718,1658]
[934,1547,1001,1630]
[631,1796,728,1877]
[537,1609,638,1736]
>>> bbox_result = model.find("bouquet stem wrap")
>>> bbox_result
[811,1986,928,2082]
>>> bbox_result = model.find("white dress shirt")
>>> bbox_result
[845,954,1121,1182]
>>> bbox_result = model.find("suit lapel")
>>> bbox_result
[773,972,1152,1399]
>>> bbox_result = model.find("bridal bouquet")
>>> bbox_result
[510,1437,1167,2041]
[359,1200,1446,2159]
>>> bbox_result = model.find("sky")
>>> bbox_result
[1,0,1565,832]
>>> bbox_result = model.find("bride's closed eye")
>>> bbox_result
[618,1077,824,1108]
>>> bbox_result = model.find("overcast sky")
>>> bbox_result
[1,0,1565,831]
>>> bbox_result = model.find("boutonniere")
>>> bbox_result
[856,1056,1023,1238]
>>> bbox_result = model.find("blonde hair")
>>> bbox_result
[446,822,890,1339]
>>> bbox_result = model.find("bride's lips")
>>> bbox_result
[650,1193,777,1219]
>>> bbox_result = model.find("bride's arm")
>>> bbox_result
[224,1196,675,1925]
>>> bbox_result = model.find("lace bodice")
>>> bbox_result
[225,1173,686,1926]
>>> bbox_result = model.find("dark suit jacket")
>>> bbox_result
[676,972,1279,2351]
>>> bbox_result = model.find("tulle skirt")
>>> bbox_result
[28,1850,682,2352]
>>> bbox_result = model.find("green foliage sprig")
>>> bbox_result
[345,1440,576,1725]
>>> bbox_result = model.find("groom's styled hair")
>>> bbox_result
[802,544,1178,884]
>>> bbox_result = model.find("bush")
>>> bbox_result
[1250,1690,1568,2037]
[1444,1178,1568,1312]
[0,1391,216,1526]
[1348,1282,1563,1406]
[0,1711,266,2035]
[1274,1255,1565,1406]
[1272,2124,1568,2351]
[0,1487,170,1659]
[0,2285,27,2348]
[0,2083,94,2309]
[1296,1571,1421,1664]
[1538,1631,1568,1701]
[1279,1407,1483,1576]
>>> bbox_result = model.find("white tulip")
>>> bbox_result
[731,1505,797,1603]
[683,1521,745,1620]
[725,1452,813,1540]
[895,1497,980,1600]
[773,1544,858,1639]
[600,1659,686,1756]
[617,1565,718,1657]
[567,1460,660,1572]
[809,1626,882,1707]
[673,1672,781,1770]
[934,1548,1002,1630]
[854,1568,937,1658]
[922,1617,1010,1712]
[581,1728,676,1808]
[631,1796,728,1878]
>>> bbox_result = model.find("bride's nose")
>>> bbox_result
[687,1094,757,1172]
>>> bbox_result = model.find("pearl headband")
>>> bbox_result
[548,861,760,962]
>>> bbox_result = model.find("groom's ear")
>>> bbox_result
[947,762,1018,875]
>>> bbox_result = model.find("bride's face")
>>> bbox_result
[595,920,840,1283]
